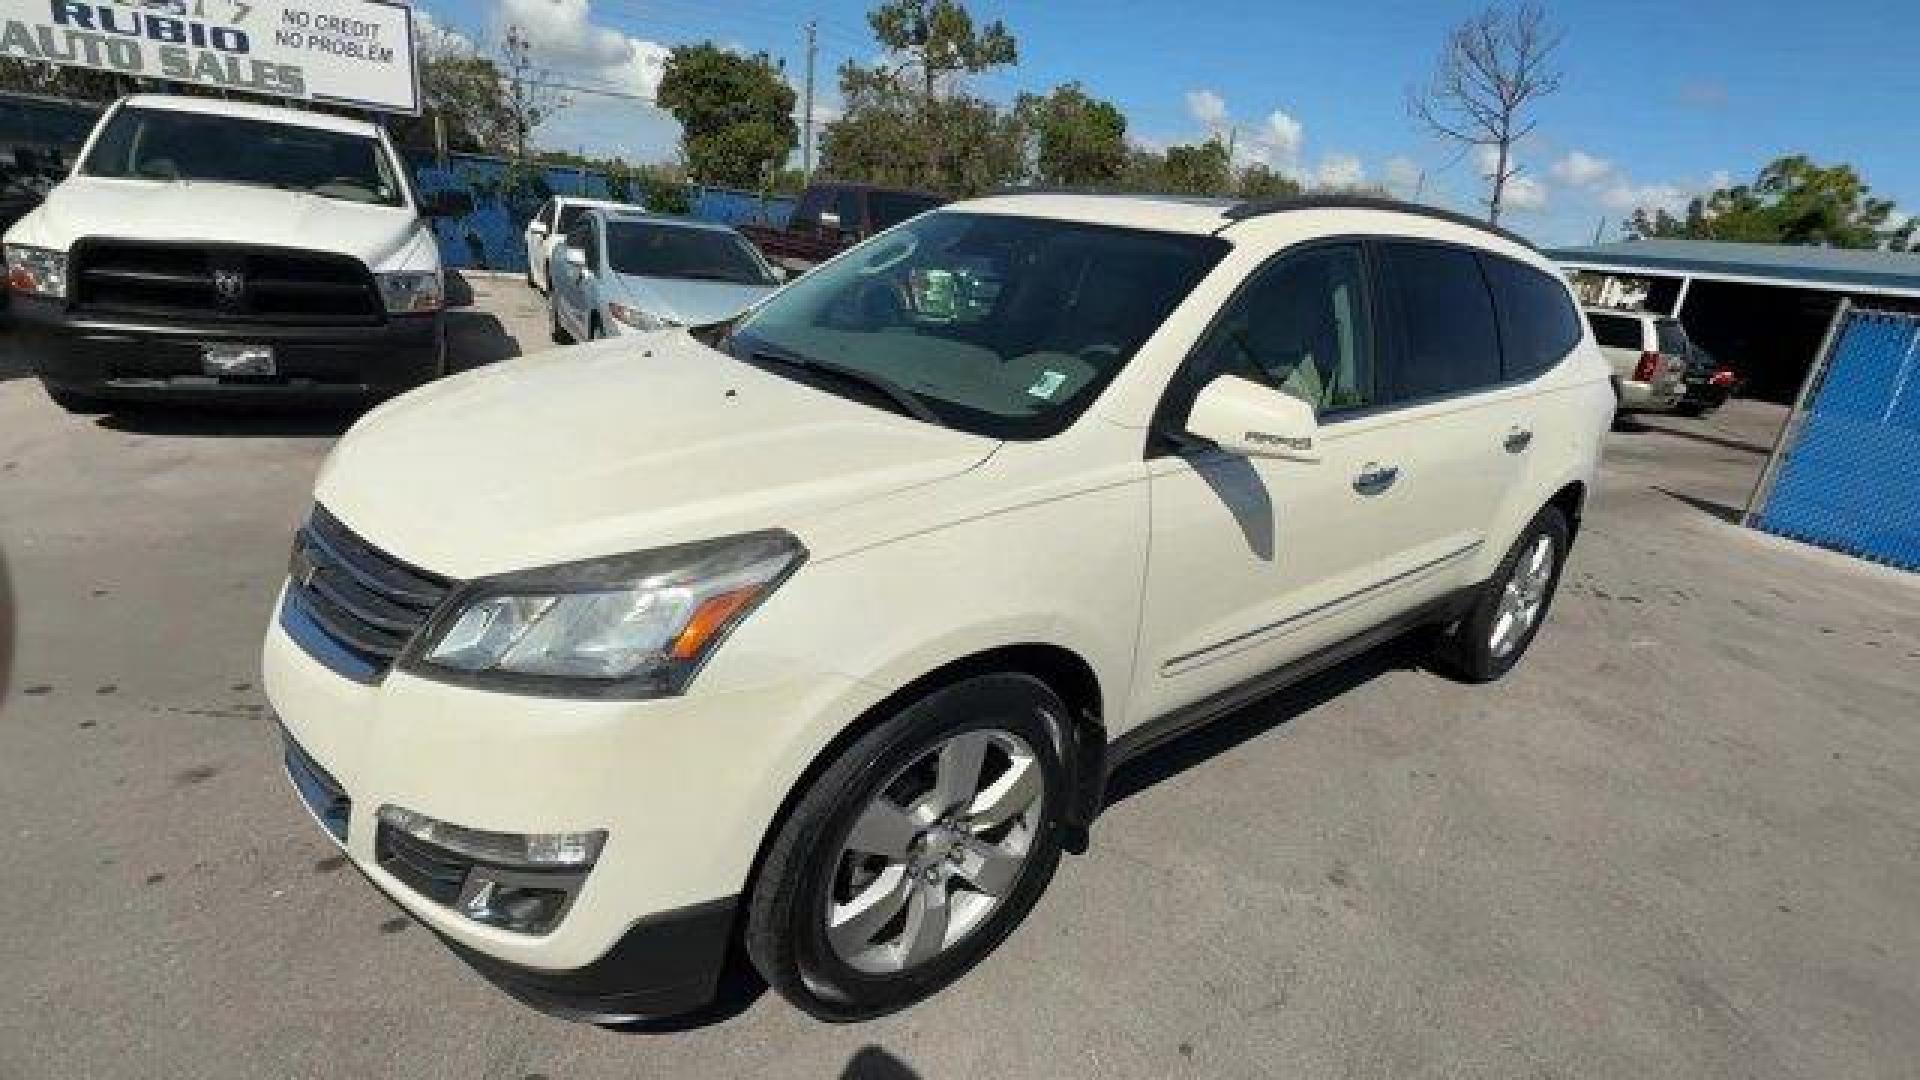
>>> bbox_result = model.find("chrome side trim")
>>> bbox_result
[1161,539,1482,672]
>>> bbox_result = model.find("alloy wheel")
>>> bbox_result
[1489,532,1555,658]
[825,728,1046,975]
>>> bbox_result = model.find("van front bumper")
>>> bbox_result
[261,595,869,1020]
[10,294,444,402]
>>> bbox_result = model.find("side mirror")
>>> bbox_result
[818,210,843,235]
[1184,375,1321,462]
[419,189,472,219]
[564,246,588,268]
[528,219,549,237]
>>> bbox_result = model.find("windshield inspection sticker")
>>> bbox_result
[1027,370,1068,400]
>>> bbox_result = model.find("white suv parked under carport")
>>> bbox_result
[265,194,1613,1023]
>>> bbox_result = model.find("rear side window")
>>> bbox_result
[1378,242,1501,402]
[1482,255,1583,381]
[1589,312,1643,350]
[1655,321,1689,355]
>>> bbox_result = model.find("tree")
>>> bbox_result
[1015,83,1127,188]
[819,63,1023,195]
[1237,162,1303,200]
[1162,137,1231,196]
[387,30,514,154]
[1408,3,1562,225]
[1626,155,1915,250]
[867,0,1017,180]
[499,25,568,165]
[657,43,797,191]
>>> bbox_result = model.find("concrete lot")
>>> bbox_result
[1,282,1917,1079]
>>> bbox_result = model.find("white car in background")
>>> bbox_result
[1584,306,1689,411]
[548,209,783,341]
[523,195,641,294]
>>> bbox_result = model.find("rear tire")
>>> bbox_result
[549,301,571,345]
[1430,505,1570,683]
[1674,400,1707,418]
[745,673,1070,1021]
[43,382,106,414]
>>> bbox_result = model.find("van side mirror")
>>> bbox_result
[420,190,472,218]
[528,219,549,237]
[1185,375,1321,462]
[565,246,588,267]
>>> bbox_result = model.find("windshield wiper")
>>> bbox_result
[744,343,943,426]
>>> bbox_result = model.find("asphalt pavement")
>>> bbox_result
[1,284,1916,1079]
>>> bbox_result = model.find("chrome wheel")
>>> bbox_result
[825,728,1046,975]
[1489,532,1555,658]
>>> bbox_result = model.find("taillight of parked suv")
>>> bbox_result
[1633,350,1662,382]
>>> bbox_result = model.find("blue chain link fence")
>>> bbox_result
[1749,307,1920,571]
[408,152,794,273]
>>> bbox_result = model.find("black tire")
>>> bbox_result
[549,301,571,345]
[588,316,604,341]
[43,382,106,414]
[1674,400,1707,418]
[745,672,1070,1022]
[1430,505,1571,683]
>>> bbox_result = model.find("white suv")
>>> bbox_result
[265,194,1613,1022]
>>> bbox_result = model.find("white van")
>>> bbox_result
[4,94,466,411]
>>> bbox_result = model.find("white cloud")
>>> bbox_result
[1551,150,1614,188]
[494,0,670,98]
[1599,181,1691,216]
[1315,153,1365,189]
[1258,108,1303,166]
[1185,89,1229,133]
[1383,155,1422,197]
[1505,174,1548,210]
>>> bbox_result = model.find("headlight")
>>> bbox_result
[6,245,67,298]
[608,301,673,332]
[376,269,443,313]
[405,530,805,697]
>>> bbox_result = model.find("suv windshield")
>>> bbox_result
[730,212,1227,438]
[607,221,776,285]
[82,106,403,207]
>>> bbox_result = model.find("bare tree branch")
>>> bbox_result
[1407,2,1563,224]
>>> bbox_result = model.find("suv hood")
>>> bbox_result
[21,176,423,268]
[315,334,997,578]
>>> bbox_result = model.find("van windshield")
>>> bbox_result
[82,106,403,207]
[729,211,1228,439]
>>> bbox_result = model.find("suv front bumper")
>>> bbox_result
[261,592,871,1019]
[10,294,444,401]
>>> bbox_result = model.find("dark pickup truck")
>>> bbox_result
[740,183,943,270]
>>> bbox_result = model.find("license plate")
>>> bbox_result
[203,343,275,377]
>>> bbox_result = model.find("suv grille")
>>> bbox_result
[70,239,383,325]
[281,506,451,683]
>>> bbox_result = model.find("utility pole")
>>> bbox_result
[801,19,817,184]
[1593,216,1607,244]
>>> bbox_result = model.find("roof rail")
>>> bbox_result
[1221,195,1540,254]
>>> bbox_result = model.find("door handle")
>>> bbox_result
[1353,463,1399,495]
[1504,427,1534,453]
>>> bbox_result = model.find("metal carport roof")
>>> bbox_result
[1549,238,1920,298]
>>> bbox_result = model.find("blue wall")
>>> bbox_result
[407,152,794,272]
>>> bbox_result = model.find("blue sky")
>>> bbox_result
[416,0,1920,246]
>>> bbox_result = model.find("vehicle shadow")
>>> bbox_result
[1104,631,1431,807]
[445,269,524,372]
[1618,414,1775,457]
[92,403,366,439]
[0,543,14,705]
[841,1046,924,1079]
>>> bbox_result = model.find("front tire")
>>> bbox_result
[549,301,572,345]
[42,382,106,414]
[1431,505,1570,683]
[745,673,1070,1021]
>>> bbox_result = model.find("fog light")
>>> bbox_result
[376,805,605,868]
[458,875,573,935]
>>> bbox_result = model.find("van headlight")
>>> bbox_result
[6,245,67,298]
[404,530,805,697]
[376,269,443,313]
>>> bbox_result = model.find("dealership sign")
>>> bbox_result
[0,0,419,113]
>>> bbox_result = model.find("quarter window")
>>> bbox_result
[1185,243,1377,417]
[1482,255,1582,381]
[1379,241,1502,402]
[1588,312,1643,350]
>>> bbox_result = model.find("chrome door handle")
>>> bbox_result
[1353,464,1399,495]
[1504,427,1534,453]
